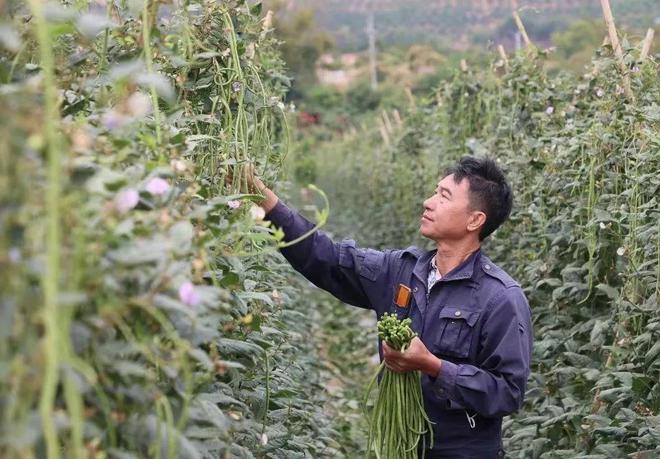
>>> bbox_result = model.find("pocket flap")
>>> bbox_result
[439,307,480,327]
[358,249,385,281]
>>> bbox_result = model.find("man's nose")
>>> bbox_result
[423,197,433,210]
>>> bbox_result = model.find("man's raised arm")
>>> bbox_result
[251,174,389,311]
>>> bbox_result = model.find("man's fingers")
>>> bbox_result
[384,361,404,373]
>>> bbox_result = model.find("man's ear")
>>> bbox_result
[467,211,486,234]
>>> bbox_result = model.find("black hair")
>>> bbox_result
[445,156,513,241]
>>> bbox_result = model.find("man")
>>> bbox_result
[252,156,533,458]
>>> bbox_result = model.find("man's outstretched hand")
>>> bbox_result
[382,336,442,377]
[245,165,279,213]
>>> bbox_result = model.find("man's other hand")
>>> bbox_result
[382,336,442,377]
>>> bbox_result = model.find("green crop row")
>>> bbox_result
[0,1,342,458]
[298,40,659,458]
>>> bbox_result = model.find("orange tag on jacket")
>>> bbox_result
[394,284,412,308]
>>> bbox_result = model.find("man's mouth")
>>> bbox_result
[421,214,432,222]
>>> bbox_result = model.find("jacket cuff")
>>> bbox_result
[432,359,460,402]
[264,200,294,227]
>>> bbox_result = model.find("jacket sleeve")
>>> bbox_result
[429,287,533,418]
[265,200,388,310]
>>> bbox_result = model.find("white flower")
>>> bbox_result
[126,92,152,117]
[145,177,170,195]
[599,222,606,229]
[260,433,268,446]
[631,66,640,73]
[616,247,626,256]
[170,159,187,172]
[114,189,139,213]
[232,81,242,93]
[545,106,554,115]
[595,88,605,97]
[178,281,201,306]
[227,200,241,209]
[249,205,266,221]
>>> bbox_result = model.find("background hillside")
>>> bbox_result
[279,0,659,50]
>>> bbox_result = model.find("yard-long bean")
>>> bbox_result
[366,313,434,459]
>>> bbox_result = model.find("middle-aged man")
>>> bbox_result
[251,156,533,458]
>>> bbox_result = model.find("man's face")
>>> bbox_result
[419,174,482,242]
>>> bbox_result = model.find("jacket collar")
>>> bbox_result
[413,247,482,284]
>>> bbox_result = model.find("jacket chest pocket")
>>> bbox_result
[433,307,480,359]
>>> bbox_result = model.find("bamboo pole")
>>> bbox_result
[498,44,509,71]
[378,119,390,147]
[404,87,416,110]
[600,0,633,99]
[381,110,393,134]
[512,11,531,47]
[640,28,654,60]
[392,109,402,127]
[460,59,468,72]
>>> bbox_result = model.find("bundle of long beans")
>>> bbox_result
[365,313,434,459]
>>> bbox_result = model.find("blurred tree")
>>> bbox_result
[266,1,335,99]
[305,85,344,113]
[346,80,382,115]
[552,19,605,59]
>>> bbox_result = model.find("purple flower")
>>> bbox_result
[145,177,170,195]
[101,110,128,130]
[545,106,554,115]
[114,189,139,213]
[178,281,200,306]
[595,88,605,98]
[8,247,21,264]
[232,81,242,93]
[227,200,241,209]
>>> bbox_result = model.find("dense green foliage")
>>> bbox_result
[0,1,342,458]
[298,42,659,458]
[1,0,658,458]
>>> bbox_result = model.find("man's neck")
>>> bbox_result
[434,239,481,277]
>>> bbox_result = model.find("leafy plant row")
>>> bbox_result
[1,1,343,458]
[299,40,659,458]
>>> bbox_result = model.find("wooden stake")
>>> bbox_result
[497,44,509,70]
[381,110,393,134]
[641,28,654,60]
[392,109,402,127]
[512,11,531,47]
[460,59,468,72]
[378,119,390,147]
[600,0,632,99]
[404,87,416,110]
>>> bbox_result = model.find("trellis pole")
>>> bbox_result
[498,44,509,71]
[640,28,654,60]
[512,11,531,47]
[599,0,633,99]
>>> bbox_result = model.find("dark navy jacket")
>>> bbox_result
[265,201,533,457]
